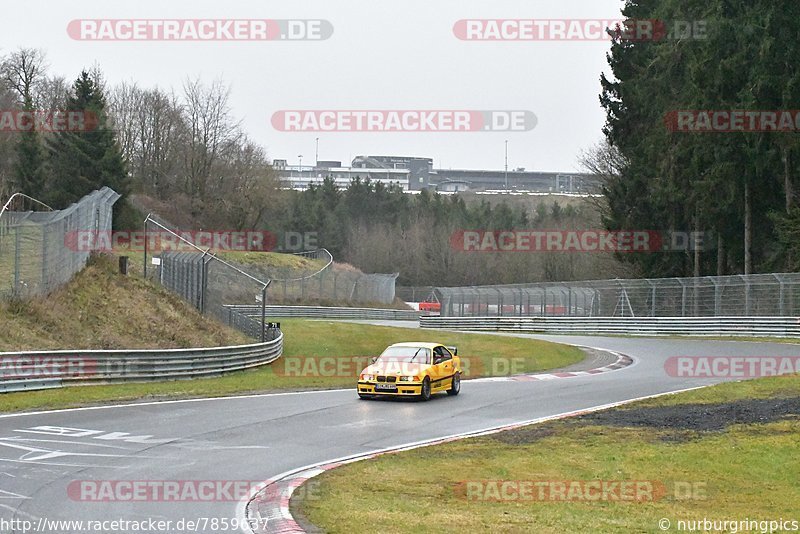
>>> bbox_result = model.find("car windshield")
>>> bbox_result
[376,347,431,365]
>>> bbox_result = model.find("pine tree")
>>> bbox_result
[46,70,128,207]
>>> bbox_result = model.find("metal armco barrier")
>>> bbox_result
[420,316,800,338]
[0,327,283,394]
[227,305,422,321]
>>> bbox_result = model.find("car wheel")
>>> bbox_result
[447,373,461,396]
[358,393,373,400]
[419,377,431,401]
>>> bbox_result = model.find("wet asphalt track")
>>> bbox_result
[1,325,798,533]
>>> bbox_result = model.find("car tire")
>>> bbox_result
[447,373,461,396]
[358,393,373,400]
[419,377,432,401]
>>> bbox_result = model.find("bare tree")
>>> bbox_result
[0,48,47,107]
[36,75,69,111]
[208,137,279,230]
[180,78,241,210]
[0,80,16,197]
[109,83,185,195]
[108,81,140,165]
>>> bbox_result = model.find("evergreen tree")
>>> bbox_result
[46,70,128,207]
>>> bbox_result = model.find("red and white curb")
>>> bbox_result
[240,348,637,533]
[472,347,633,383]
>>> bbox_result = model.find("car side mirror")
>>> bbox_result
[371,356,377,364]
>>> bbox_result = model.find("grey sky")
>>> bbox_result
[3,0,623,172]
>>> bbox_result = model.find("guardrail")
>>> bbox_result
[420,316,800,338]
[0,325,283,394]
[227,305,422,321]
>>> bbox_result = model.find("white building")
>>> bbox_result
[274,160,410,191]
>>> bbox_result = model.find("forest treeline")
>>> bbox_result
[596,0,800,277]
[3,0,798,289]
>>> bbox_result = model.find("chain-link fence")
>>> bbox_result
[259,251,398,305]
[0,187,120,300]
[395,286,436,302]
[143,215,278,341]
[435,273,800,318]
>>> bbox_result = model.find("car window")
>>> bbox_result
[377,346,430,364]
[434,346,451,363]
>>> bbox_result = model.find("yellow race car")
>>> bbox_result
[357,342,462,401]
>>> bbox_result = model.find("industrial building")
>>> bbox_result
[273,155,600,193]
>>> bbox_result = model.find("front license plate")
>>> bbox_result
[375,383,397,391]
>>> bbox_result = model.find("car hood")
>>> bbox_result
[361,362,429,376]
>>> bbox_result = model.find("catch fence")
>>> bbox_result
[435,274,800,317]
[0,188,119,299]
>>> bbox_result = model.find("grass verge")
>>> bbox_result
[0,319,583,413]
[297,374,800,533]
[0,254,249,351]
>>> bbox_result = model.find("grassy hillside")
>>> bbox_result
[0,254,250,351]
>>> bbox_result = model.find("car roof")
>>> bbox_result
[387,342,442,349]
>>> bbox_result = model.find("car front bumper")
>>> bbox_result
[357,381,422,396]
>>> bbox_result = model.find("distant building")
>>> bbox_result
[431,169,597,193]
[351,156,434,189]
[278,163,410,191]
[273,154,599,193]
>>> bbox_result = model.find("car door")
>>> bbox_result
[432,345,454,391]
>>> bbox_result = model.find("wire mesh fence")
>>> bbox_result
[435,273,800,318]
[395,286,436,302]
[0,187,120,300]
[143,215,276,341]
[260,251,399,305]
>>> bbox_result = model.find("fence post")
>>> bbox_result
[13,226,20,293]
[200,254,208,314]
[261,285,267,342]
[650,282,656,317]
[143,215,149,278]
[777,275,786,316]
[41,224,48,293]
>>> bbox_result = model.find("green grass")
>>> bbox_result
[215,250,327,270]
[0,254,250,351]
[0,318,583,413]
[297,375,800,533]
[522,332,800,344]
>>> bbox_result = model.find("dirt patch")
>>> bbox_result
[582,396,800,432]
[493,396,800,445]
[492,425,557,445]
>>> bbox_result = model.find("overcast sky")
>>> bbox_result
[4,0,623,172]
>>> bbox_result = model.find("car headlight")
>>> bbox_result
[360,374,374,381]
[399,376,419,382]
